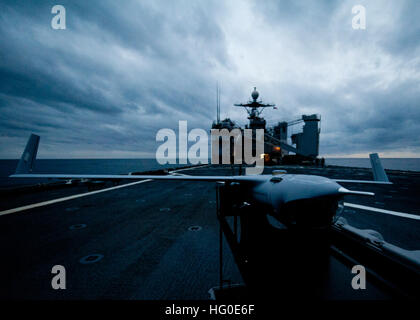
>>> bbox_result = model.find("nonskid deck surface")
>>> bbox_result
[0,165,418,299]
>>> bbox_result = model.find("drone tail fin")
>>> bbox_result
[15,134,40,174]
[370,153,389,182]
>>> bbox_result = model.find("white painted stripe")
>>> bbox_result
[0,164,208,217]
[0,179,152,217]
[344,202,420,220]
[168,164,210,176]
[170,164,210,173]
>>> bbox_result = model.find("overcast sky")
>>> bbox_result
[0,0,419,159]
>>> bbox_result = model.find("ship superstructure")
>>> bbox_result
[212,87,323,165]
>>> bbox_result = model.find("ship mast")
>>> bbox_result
[234,87,276,129]
[216,83,220,124]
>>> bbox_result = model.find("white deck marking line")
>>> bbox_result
[170,164,210,173]
[166,164,210,177]
[0,179,152,217]
[344,202,420,220]
[0,165,208,217]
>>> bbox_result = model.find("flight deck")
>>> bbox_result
[0,164,419,300]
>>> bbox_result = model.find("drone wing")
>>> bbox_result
[10,134,393,188]
[9,134,259,184]
[10,172,248,182]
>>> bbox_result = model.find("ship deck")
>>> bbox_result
[0,164,419,300]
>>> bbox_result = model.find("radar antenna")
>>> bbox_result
[234,87,276,129]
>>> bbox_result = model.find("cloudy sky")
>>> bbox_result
[0,0,419,159]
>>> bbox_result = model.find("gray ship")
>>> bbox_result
[212,87,322,165]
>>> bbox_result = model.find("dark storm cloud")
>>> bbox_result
[0,0,229,157]
[0,0,419,158]
[246,0,420,157]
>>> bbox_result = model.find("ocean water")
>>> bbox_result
[326,158,420,172]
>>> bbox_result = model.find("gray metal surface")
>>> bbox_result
[370,153,390,182]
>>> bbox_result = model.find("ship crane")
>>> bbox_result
[266,114,321,162]
[285,117,304,127]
